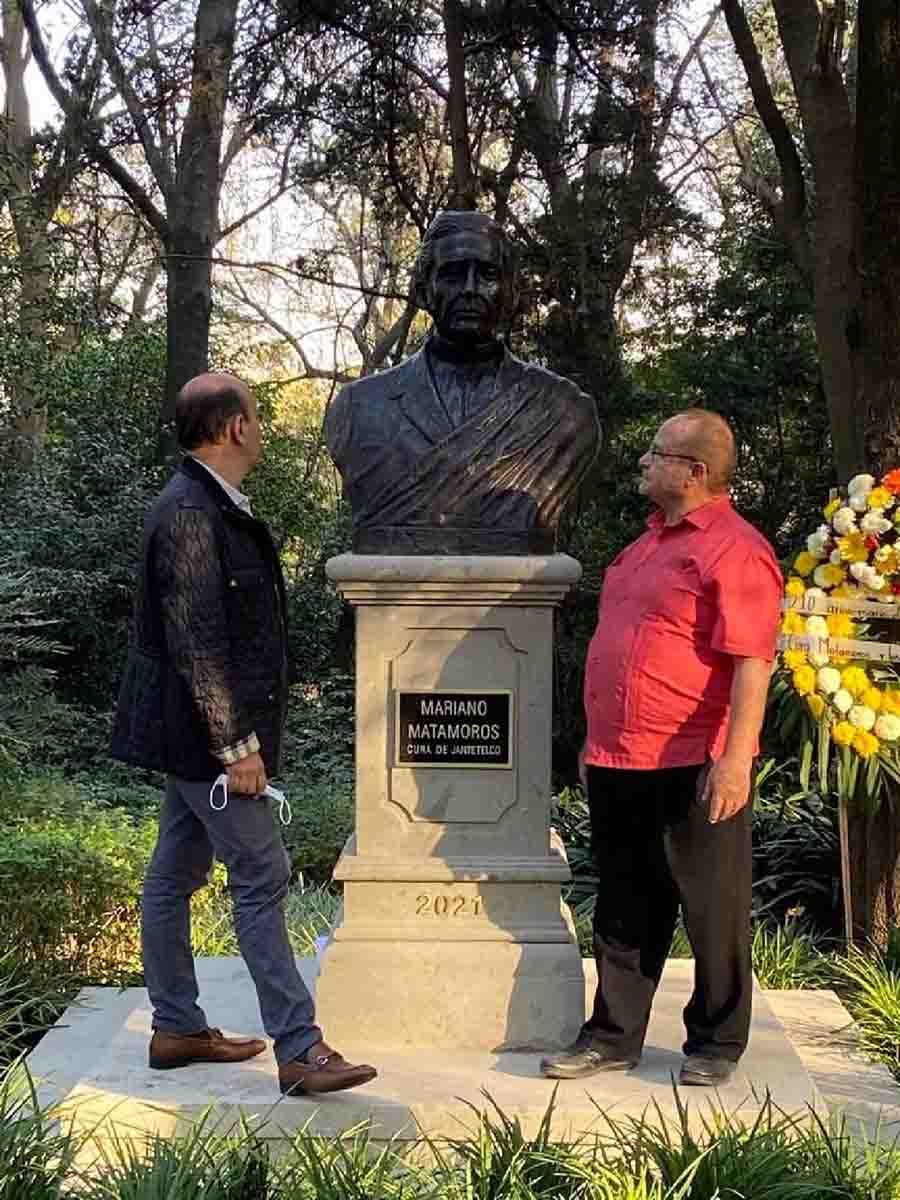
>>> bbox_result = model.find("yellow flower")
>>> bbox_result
[869,486,892,510]
[824,498,842,520]
[807,694,826,721]
[841,666,870,698]
[826,613,854,639]
[874,547,900,575]
[792,665,817,696]
[882,690,900,716]
[837,532,870,563]
[833,721,856,747]
[782,648,808,670]
[862,687,883,712]
[794,551,819,576]
[782,611,806,635]
[818,564,847,588]
[785,577,806,599]
[853,730,880,758]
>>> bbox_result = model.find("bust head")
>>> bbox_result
[413,210,516,344]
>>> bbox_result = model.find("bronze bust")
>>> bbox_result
[324,210,601,554]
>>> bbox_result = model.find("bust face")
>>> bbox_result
[423,231,506,343]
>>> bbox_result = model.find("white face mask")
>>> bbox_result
[209,774,292,826]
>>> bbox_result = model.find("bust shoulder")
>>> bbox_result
[339,352,425,404]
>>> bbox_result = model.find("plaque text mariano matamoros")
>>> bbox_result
[395,690,513,768]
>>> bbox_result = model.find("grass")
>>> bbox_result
[750,922,832,990]
[830,946,900,1079]
[190,871,341,959]
[0,1062,81,1198]
[5,1081,899,1199]
[0,950,79,1067]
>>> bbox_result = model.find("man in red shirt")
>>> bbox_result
[541,409,782,1087]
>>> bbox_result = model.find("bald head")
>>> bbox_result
[175,372,253,451]
[663,409,736,493]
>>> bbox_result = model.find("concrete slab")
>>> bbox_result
[25,984,143,1108]
[766,989,900,1141]
[27,957,822,1146]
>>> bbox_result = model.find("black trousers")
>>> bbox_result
[583,762,752,1063]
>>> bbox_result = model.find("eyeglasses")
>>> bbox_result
[646,446,704,465]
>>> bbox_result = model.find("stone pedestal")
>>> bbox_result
[315,555,586,1051]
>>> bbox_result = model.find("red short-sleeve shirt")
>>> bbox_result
[583,497,783,770]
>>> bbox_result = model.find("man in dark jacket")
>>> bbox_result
[112,372,376,1096]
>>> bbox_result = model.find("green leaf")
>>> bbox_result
[799,738,813,793]
[817,720,831,789]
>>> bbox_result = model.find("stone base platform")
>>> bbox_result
[25,957,895,1148]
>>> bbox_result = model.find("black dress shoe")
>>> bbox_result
[540,1036,638,1079]
[679,1055,736,1086]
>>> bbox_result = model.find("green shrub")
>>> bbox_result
[279,778,354,884]
[0,777,155,979]
[279,673,355,882]
[752,758,840,932]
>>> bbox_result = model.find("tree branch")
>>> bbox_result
[655,4,721,153]
[222,272,356,383]
[17,0,170,241]
[81,0,174,198]
[720,0,808,245]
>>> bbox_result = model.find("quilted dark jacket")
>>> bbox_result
[111,456,289,780]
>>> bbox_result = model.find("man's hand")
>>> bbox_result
[226,751,268,797]
[702,754,753,823]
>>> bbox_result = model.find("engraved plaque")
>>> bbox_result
[395,690,513,769]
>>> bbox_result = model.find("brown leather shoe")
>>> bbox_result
[278,1040,377,1095]
[149,1027,266,1070]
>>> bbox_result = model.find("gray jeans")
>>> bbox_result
[141,775,321,1065]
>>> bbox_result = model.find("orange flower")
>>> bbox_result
[883,469,900,495]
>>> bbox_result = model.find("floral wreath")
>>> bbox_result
[776,471,900,794]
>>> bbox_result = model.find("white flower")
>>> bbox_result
[817,667,842,694]
[861,510,893,536]
[833,689,854,714]
[830,548,844,565]
[848,474,876,495]
[805,587,827,599]
[849,704,877,731]
[853,562,888,590]
[813,565,834,588]
[804,615,829,637]
[850,494,870,513]
[875,714,900,742]
[832,507,858,534]
[810,650,831,667]
[807,527,831,557]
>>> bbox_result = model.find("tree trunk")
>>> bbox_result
[842,796,900,947]
[857,0,900,474]
[770,0,864,484]
[838,0,900,947]
[160,0,239,439]
[442,0,475,210]
[2,0,51,464]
